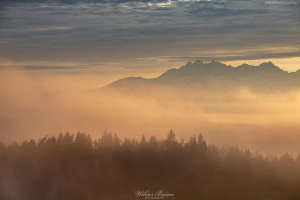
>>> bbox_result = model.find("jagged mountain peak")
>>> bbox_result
[104,60,300,93]
[162,60,288,78]
[259,61,274,66]
[258,61,281,70]
[193,59,204,65]
[186,61,193,66]
[239,63,253,67]
[180,60,229,68]
[235,63,256,70]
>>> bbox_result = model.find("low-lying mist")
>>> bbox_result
[1,70,300,155]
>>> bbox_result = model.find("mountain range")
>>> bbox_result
[103,60,300,93]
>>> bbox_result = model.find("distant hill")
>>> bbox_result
[103,60,300,94]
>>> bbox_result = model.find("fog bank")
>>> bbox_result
[1,70,300,155]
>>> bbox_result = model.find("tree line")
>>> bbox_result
[0,129,300,200]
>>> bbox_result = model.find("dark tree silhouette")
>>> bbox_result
[0,130,300,200]
[139,134,147,147]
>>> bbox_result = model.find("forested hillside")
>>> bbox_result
[1,130,300,200]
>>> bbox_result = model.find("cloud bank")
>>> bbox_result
[1,69,300,156]
[0,0,299,70]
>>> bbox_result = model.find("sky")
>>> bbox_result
[1,0,300,154]
[0,0,300,83]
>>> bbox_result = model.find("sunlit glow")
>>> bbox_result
[1,69,300,155]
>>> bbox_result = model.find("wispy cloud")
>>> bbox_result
[0,65,87,70]
[0,0,299,68]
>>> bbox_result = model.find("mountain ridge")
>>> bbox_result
[103,60,300,93]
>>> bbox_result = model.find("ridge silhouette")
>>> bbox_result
[104,60,300,93]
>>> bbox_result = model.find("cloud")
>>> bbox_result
[189,5,269,18]
[166,52,300,63]
[4,0,170,5]
[2,69,300,155]
[0,66,87,70]
[0,0,299,66]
